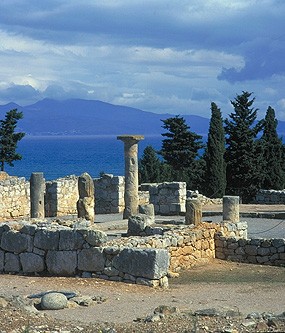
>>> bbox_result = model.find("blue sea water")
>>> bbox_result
[5,135,163,181]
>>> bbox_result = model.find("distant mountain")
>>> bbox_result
[1,98,285,137]
[0,98,211,136]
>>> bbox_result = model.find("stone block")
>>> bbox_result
[77,229,107,246]
[244,245,258,256]
[20,253,45,273]
[128,215,153,236]
[46,250,77,275]
[34,229,59,250]
[1,231,32,253]
[113,248,169,280]
[257,247,271,256]
[0,250,4,271]
[78,248,105,272]
[59,230,85,250]
[5,253,20,272]
[272,239,285,248]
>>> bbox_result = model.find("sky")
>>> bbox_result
[0,0,285,120]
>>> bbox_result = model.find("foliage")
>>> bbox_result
[259,106,285,189]
[159,115,203,188]
[224,91,263,203]
[0,109,25,171]
[203,102,226,198]
[139,145,162,183]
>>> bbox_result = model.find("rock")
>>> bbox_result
[71,296,94,307]
[77,173,95,222]
[46,251,77,275]
[241,319,256,327]
[128,214,153,236]
[154,305,179,315]
[0,297,8,308]
[194,308,221,317]
[256,321,269,331]
[41,292,68,310]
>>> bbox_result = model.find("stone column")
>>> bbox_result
[77,172,95,222]
[117,135,144,219]
[185,198,202,225]
[223,196,239,222]
[30,172,45,218]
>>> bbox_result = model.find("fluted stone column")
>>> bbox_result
[185,198,202,225]
[223,196,239,222]
[117,135,144,219]
[30,172,45,218]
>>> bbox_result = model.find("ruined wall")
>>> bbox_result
[0,176,29,220]
[94,174,124,214]
[255,189,285,204]
[215,237,285,266]
[0,219,169,287]
[45,176,78,217]
[148,182,187,215]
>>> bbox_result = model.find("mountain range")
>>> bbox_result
[0,98,285,137]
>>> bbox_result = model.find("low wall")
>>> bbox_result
[0,176,30,220]
[255,189,285,204]
[0,220,169,287]
[215,236,285,265]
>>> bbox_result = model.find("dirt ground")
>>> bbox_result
[1,204,285,332]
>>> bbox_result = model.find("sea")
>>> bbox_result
[5,135,163,181]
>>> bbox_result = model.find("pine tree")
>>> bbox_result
[259,106,285,189]
[139,145,162,183]
[0,109,25,171]
[224,91,263,203]
[159,115,203,187]
[203,102,226,198]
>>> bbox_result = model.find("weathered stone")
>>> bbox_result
[30,172,45,218]
[0,250,4,271]
[117,135,144,219]
[128,214,153,236]
[59,230,85,250]
[41,292,68,310]
[223,196,239,222]
[185,198,202,225]
[34,229,59,250]
[139,204,155,219]
[20,253,45,273]
[4,253,20,272]
[78,248,105,272]
[77,172,95,222]
[1,231,32,253]
[46,251,77,275]
[77,228,107,246]
[113,248,169,279]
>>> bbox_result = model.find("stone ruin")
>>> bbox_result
[0,136,284,287]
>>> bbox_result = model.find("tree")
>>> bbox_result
[203,102,226,198]
[159,115,203,187]
[224,91,263,203]
[259,106,285,189]
[139,145,162,183]
[0,109,25,171]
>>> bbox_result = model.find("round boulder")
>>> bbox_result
[41,292,68,310]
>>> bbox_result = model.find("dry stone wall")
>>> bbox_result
[45,176,78,217]
[148,182,187,215]
[0,219,169,287]
[0,176,29,220]
[215,236,285,265]
[255,189,285,204]
[94,174,124,214]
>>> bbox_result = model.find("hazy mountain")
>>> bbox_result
[0,98,211,136]
[1,98,285,137]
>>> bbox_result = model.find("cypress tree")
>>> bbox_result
[203,102,226,198]
[259,106,285,189]
[139,145,162,184]
[0,109,25,171]
[224,91,263,203]
[159,115,203,187]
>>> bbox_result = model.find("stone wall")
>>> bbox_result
[94,174,124,214]
[0,219,169,287]
[255,189,285,204]
[148,182,187,215]
[0,176,29,220]
[215,236,285,266]
[45,176,79,217]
